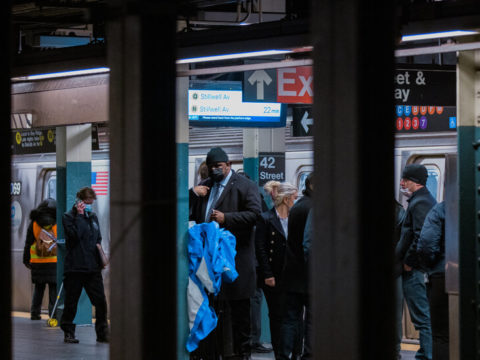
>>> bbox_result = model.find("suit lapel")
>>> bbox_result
[269,208,286,238]
[200,178,213,220]
[214,171,236,209]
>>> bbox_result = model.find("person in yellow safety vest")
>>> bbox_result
[23,199,57,320]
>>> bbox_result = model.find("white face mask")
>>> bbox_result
[400,187,412,198]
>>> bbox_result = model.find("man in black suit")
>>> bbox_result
[190,147,262,360]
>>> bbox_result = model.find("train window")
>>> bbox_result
[297,171,312,195]
[425,167,440,201]
[45,174,56,200]
[416,157,445,202]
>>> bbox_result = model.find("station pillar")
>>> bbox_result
[176,66,190,360]
[56,124,93,325]
[456,50,480,360]
[243,129,259,183]
[1,3,11,358]
[108,1,177,358]
[311,1,395,359]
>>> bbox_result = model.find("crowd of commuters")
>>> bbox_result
[24,145,449,359]
[189,146,314,360]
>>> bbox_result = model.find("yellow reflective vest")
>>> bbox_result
[30,221,57,264]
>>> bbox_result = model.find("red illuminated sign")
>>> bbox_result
[277,66,313,104]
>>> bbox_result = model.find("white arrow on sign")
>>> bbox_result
[248,70,272,100]
[301,111,313,133]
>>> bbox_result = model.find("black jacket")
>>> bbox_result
[255,208,288,287]
[62,207,103,273]
[393,200,406,277]
[395,186,436,275]
[417,201,445,275]
[190,170,262,300]
[282,190,313,294]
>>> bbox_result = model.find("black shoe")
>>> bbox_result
[64,333,79,344]
[96,336,109,343]
[251,343,273,353]
[30,314,41,320]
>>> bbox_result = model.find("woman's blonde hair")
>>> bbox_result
[263,181,298,208]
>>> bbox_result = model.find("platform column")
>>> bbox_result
[108,1,177,358]
[56,124,93,325]
[457,50,480,360]
[1,2,11,358]
[311,0,395,358]
[243,129,259,183]
[176,66,190,360]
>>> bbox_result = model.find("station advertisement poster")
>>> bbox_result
[394,68,456,133]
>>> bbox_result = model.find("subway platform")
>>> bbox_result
[12,313,417,359]
[12,313,108,360]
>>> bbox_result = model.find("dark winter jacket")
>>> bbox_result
[395,186,436,275]
[23,199,57,284]
[417,201,445,276]
[393,200,406,277]
[282,189,313,294]
[189,170,262,300]
[255,208,288,287]
[62,206,103,273]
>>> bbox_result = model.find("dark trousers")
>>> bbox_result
[31,282,57,317]
[230,298,252,356]
[191,297,251,360]
[262,285,286,357]
[60,272,108,338]
[278,292,311,360]
[250,288,263,345]
[427,274,449,360]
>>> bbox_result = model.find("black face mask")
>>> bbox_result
[209,168,224,183]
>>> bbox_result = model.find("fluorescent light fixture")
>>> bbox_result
[401,30,479,42]
[176,49,293,64]
[12,67,110,81]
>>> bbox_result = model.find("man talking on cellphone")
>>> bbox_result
[61,187,109,344]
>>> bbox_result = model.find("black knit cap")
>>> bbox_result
[402,164,428,186]
[206,147,229,165]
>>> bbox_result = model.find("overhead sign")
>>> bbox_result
[394,69,455,105]
[292,106,313,136]
[243,69,277,102]
[394,68,456,133]
[258,152,285,186]
[277,66,313,104]
[188,88,286,127]
[11,125,100,155]
[12,129,56,155]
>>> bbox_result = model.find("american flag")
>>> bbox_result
[91,171,109,196]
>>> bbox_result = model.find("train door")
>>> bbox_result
[402,155,446,341]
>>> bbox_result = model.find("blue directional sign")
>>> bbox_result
[243,69,277,102]
[189,82,286,127]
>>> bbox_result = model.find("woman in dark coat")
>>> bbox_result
[255,181,298,358]
[23,198,57,320]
